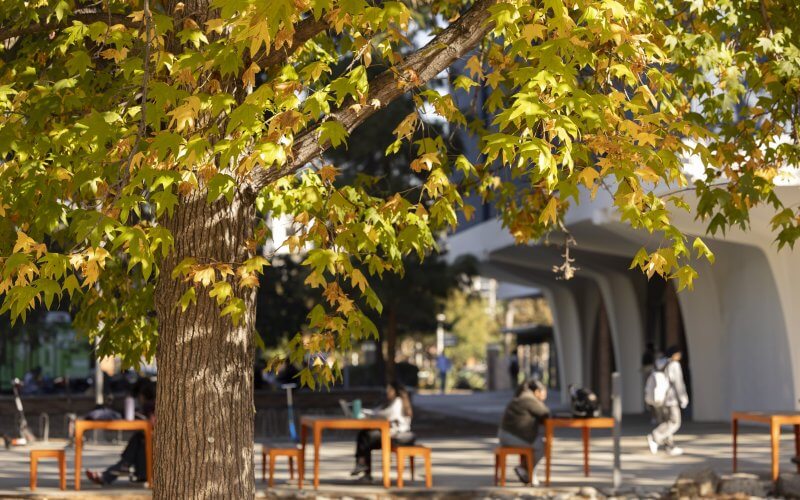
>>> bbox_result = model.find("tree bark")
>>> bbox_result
[154,193,257,499]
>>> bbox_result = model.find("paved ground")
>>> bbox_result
[0,392,796,498]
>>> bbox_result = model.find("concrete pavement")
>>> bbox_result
[0,391,795,498]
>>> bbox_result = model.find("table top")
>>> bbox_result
[547,416,615,428]
[300,415,389,428]
[733,411,800,423]
[75,419,152,431]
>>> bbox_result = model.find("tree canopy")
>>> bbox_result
[0,0,798,496]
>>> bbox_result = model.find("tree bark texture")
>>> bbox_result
[154,193,257,499]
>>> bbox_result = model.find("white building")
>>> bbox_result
[446,185,800,421]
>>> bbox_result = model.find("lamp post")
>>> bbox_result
[435,313,445,355]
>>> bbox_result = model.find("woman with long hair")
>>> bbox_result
[350,381,414,481]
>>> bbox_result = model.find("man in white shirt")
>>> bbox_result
[647,346,689,456]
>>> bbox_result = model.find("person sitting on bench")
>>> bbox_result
[498,378,550,485]
[86,381,155,485]
[350,381,414,482]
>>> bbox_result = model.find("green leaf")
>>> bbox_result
[207,174,236,203]
[318,120,348,148]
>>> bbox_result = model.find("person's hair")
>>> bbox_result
[388,381,413,418]
[665,345,681,358]
[516,378,546,397]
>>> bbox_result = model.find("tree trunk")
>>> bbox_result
[154,193,257,499]
[385,305,397,383]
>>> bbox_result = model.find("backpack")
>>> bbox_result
[644,363,671,407]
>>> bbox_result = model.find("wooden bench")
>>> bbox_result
[262,445,303,489]
[391,444,432,488]
[30,449,66,491]
[494,446,533,486]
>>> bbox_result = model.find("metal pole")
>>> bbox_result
[435,313,445,355]
[94,336,104,406]
[612,371,622,489]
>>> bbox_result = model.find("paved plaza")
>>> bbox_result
[0,392,795,498]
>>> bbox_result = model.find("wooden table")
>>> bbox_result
[732,411,800,481]
[74,419,153,491]
[544,416,615,486]
[299,416,391,489]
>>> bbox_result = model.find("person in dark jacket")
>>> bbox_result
[86,381,155,485]
[498,378,550,485]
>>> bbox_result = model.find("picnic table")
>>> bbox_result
[544,416,615,486]
[732,411,800,481]
[74,419,153,490]
[299,415,391,489]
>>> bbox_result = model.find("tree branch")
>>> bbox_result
[253,16,329,72]
[0,12,135,41]
[248,0,497,191]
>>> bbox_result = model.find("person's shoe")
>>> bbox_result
[86,470,105,485]
[350,463,369,477]
[355,474,374,484]
[514,465,530,485]
[666,446,684,456]
[2,434,10,449]
[646,434,659,454]
[792,456,800,465]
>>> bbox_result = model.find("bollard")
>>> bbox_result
[611,372,622,489]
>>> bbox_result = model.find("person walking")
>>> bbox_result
[497,379,550,485]
[436,353,451,394]
[646,346,689,456]
[508,352,520,387]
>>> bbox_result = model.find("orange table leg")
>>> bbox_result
[525,449,533,486]
[732,418,738,473]
[59,452,66,490]
[30,455,37,491]
[313,425,321,489]
[268,453,276,488]
[424,452,432,488]
[545,422,553,486]
[145,425,153,488]
[771,421,781,482]
[74,429,82,490]
[381,424,391,488]
[397,449,406,488]
[582,427,590,476]
[297,450,304,489]
[795,425,800,474]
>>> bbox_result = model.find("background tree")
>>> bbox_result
[0,0,797,498]
[327,96,476,381]
[443,288,499,369]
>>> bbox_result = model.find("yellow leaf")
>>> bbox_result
[465,55,483,79]
[350,268,368,292]
[209,281,232,305]
[192,266,216,287]
[319,164,339,183]
[168,96,202,132]
[634,166,661,183]
[539,197,559,226]
[521,23,547,42]
[242,62,260,88]
[578,167,600,188]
